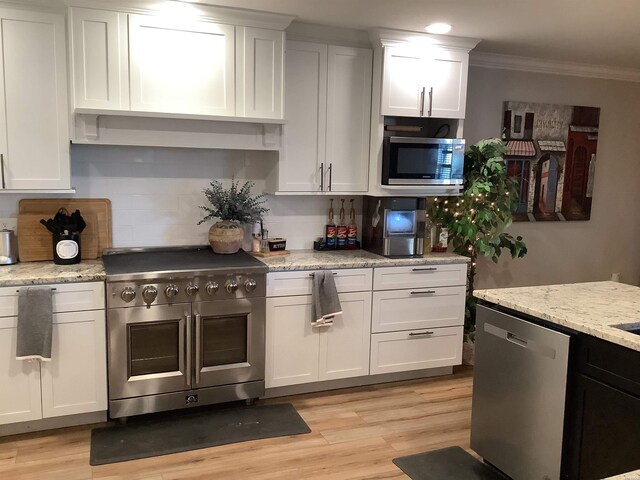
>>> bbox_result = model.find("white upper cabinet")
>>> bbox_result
[280,41,327,192]
[237,27,284,119]
[381,45,426,117]
[0,8,70,191]
[429,49,469,119]
[278,41,372,193]
[129,14,236,116]
[326,45,372,192]
[379,31,479,119]
[70,7,129,110]
[70,6,291,123]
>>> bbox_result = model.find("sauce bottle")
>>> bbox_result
[337,199,347,249]
[347,199,357,249]
[325,199,337,249]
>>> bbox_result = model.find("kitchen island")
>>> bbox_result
[473,281,640,480]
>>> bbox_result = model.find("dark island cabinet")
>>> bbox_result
[563,334,640,479]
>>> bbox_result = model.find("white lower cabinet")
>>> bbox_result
[266,291,371,388]
[0,282,107,426]
[370,326,464,375]
[0,319,42,424]
[40,310,107,418]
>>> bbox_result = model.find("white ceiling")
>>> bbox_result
[203,0,640,70]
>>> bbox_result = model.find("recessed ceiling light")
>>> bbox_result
[425,23,452,34]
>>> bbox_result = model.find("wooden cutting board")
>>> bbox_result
[18,198,112,261]
[18,212,99,261]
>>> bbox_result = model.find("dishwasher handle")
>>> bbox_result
[484,321,559,360]
[506,331,528,347]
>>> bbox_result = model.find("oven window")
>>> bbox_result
[201,315,248,366]
[129,321,180,376]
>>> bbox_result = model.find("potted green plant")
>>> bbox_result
[430,137,527,362]
[198,179,268,254]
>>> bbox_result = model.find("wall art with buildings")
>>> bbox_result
[502,101,600,221]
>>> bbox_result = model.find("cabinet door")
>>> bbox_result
[319,292,372,381]
[237,27,284,119]
[381,45,426,117]
[0,9,70,190]
[370,326,463,375]
[565,374,640,479]
[129,14,235,116]
[40,310,107,418]
[325,46,372,192]
[266,295,320,388]
[0,317,42,425]
[280,41,327,192]
[70,8,129,110]
[428,48,468,119]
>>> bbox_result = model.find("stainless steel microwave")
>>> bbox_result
[382,137,465,186]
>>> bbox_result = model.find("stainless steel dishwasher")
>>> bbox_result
[471,305,571,480]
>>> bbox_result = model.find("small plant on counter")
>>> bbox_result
[198,179,268,225]
[431,137,527,341]
[198,179,269,254]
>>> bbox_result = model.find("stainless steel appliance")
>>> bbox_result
[471,305,571,480]
[103,246,267,418]
[0,229,18,265]
[362,196,425,257]
[382,137,465,186]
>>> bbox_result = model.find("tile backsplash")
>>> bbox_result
[0,144,362,250]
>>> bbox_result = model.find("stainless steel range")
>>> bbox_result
[103,246,267,418]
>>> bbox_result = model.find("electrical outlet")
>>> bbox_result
[0,218,17,231]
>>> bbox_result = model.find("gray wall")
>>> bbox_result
[464,66,640,288]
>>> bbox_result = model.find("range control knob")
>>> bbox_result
[120,287,136,303]
[205,281,219,295]
[164,284,179,299]
[225,279,238,294]
[141,285,158,305]
[185,283,199,296]
[244,279,257,293]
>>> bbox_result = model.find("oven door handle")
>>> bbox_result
[185,313,193,389]
[194,313,202,386]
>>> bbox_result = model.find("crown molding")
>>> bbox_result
[369,27,481,52]
[65,0,295,30]
[470,51,640,83]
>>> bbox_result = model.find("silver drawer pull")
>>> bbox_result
[309,272,338,277]
[409,331,434,336]
[410,290,436,295]
[412,267,437,272]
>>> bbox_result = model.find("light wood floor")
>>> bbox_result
[0,367,474,480]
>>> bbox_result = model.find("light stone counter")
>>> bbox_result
[258,249,469,272]
[474,281,640,352]
[0,260,105,287]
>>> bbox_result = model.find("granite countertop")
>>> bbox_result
[474,281,640,352]
[0,260,106,287]
[259,249,470,271]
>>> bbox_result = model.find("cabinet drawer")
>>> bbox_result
[372,285,465,333]
[370,326,463,375]
[0,282,105,318]
[267,269,372,297]
[373,264,467,291]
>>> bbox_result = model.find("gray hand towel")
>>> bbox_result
[312,271,342,325]
[16,286,53,361]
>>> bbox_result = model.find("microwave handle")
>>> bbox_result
[419,87,425,117]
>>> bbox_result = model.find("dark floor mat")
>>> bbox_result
[90,403,311,465]
[393,446,507,480]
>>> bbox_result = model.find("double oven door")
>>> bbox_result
[108,298,265,401]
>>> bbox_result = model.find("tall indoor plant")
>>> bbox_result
[431,137,527,354]
[198,179,268,254]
